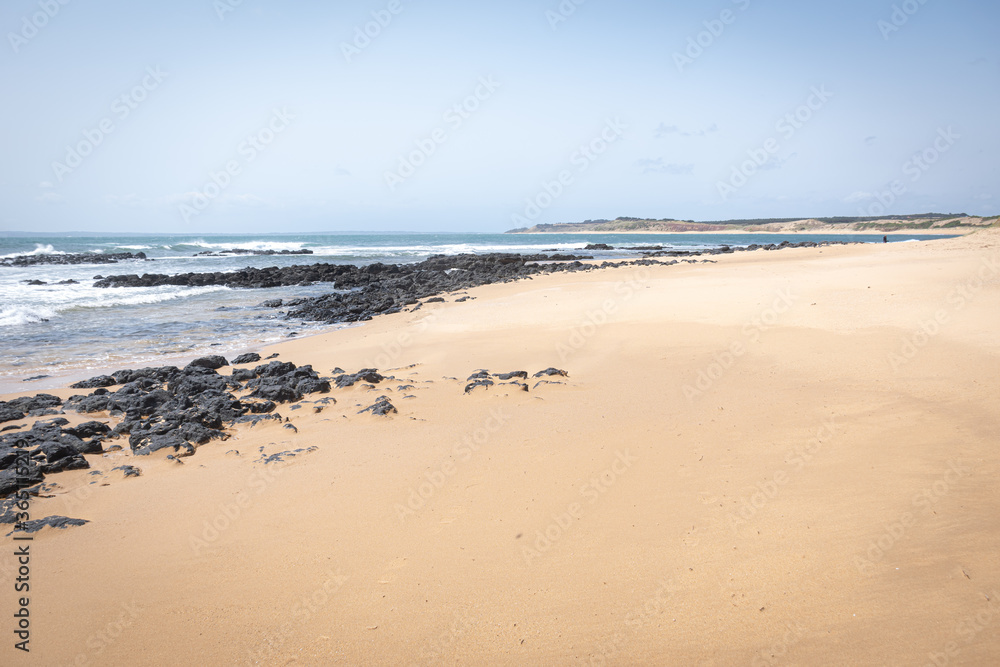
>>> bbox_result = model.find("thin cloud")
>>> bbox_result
[635,158,694,175]
[656,122,718,138]
[36,192,64,204]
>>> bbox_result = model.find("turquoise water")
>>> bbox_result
[0,231,950,386]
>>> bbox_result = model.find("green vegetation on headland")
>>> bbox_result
[506,214,998,234]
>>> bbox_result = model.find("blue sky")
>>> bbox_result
[1,0,997,232]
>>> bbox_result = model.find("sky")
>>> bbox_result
[1,0,997,233]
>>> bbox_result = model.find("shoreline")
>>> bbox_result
[1,239,864,390]
[2,229,998,664]
[505,228,974,235]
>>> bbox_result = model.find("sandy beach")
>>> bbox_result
[3,229,999,665]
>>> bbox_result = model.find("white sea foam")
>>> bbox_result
[173,239,311,252]
[0,243,67,259]
[0,284,230,327]
[0,305,58,326]
[302,242,586,257]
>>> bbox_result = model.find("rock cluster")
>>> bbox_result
[0,251,148,267]
[0,394,63,423]
[194,248,314,257]
[0,418,108,496]
[463,368,568,393]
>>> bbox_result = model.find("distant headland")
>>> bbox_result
[505,213,999,234]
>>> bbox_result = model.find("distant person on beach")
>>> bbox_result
[883,236,888,243]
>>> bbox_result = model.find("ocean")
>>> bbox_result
[0,231,947,390]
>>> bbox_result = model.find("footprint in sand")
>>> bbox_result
[682,526,701,547]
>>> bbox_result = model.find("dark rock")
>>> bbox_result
[1,251,147,267]
[464,379,494,393]
[64,421,111,439]
[252,361,297,378]
[494,371,528,380]
[185,355,229,371]
[248,383,300,403]
[0,465,44,498]
[256,446,318,464]
[69,394,112,413]
[113,465,142,478]
[132,432,196,457]
[334,369,384,388]
[232,413,284,427]
[6,515,89,534]
[533,380,564,389]
[70,375,117,389]
[533,368,568,378]
[359,397,397,416]
[584,243,614,250]
[0,405,24,424]
[246,400,276,414]
[194,248,314,257]
[230,368,255,382]
[8,394,62,413]
[243,362,330,404]
[232,353,262,365]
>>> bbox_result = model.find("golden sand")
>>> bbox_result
[3,230,999,665]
